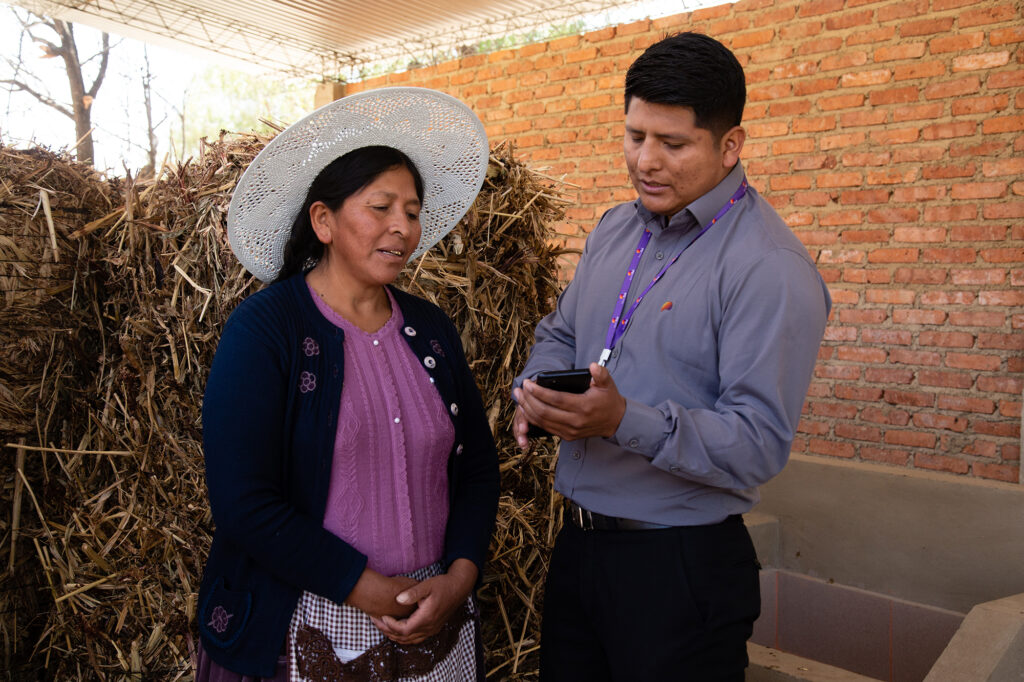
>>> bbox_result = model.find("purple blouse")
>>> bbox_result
[311,284,454,576]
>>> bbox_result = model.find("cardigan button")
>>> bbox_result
[424,356,436,369]
[404,326,417,336]
[449,403,459,416]
[456,444,464,455]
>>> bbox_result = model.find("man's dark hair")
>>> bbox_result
[624,32,746,140]
[275,145,424,283]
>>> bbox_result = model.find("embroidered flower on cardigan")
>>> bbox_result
[302,337,320,357]
[299,371,317,393]
[430,340,445,357]
[208,605,233,634]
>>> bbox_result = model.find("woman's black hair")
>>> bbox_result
[624,32,746,141]
[274,145,424,283]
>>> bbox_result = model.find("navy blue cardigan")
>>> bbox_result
[197,274,499,676]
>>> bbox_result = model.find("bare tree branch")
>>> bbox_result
[86,32,110,98]
[0,77,74,118]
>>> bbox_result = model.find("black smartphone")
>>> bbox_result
[526,368,592,438]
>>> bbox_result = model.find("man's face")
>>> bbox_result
[624,98,739,218]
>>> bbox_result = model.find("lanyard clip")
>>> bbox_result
[598,348,612,367]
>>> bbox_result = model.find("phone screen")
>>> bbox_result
[526,368,591,438]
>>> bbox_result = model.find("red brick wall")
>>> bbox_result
[347,0,1024,483]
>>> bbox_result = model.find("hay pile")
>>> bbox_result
[1,134,574,679]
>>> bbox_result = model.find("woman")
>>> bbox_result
[196,88,498,681]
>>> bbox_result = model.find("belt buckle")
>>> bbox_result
[572,502,594,531]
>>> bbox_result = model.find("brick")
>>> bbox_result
[847,26,897,46]
[977,375,1024,394]
[870,128,919,145]
[922,163,976,180]
[960,5,1019,27]
[841,69,892,87]
[921,291,977,306]
[975,419,1020,437]
[924,204,976,222]
[894,103,944,122]
[919,331,975,348]
[867,249,919,263]
[821,51,869,72]
[811,401,861,419]
[980,247,1024,262]
[892,267,947,285]
[841,188,891,205]
[894,61,947,81]
[836,385,884,401]
[862,328,914,344]
[949,311,1005,327]
[937,394,995,413]
[916,453,969,474]
[820,210,863,226]
[983,157,1024,177]
[893,226,943,241]
[950,268,1006,285]
[923,76,981,100]
[900,17,956,37]
[973,462,1020,483]
[841,110,889,127]
[861,447,912,466]
[991,26,1024,46]
[979,333,1024,350]
[809,438,856,458]
[980,291,1024,306]
[889,349,941,366]
[877,0,927,21]
[836,423,883,441]
[836,346,887,363]
[922,121,977,140]
[874,43,928,62]
[929,33,985,54]
[869,86,920,106]
[887,430,937,448]
[953,51,1011,72]
[795,77,841,96]
[921,247,977,263]
[919,370,975,389]
[913,413,969,432]
[840,229,888,242]
[893,309,946,324]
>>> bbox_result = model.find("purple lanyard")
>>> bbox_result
[598,178,748,367]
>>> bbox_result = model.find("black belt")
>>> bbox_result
[565,500,672,531]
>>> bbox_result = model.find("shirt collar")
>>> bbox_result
[633,162,746,233]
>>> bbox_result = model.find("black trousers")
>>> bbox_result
[539,515,760,682]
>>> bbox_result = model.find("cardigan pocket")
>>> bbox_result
[199,577,252,649]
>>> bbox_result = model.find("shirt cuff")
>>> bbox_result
[611,397,669,457]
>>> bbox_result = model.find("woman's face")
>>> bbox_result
[311,165,422,290]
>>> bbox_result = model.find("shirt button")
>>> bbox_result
[394,417,401,424]
[424,356,436,368]
[450,403,459,416]
[572,450,581,460]
[611,348,619,358]
[628,438,639,448]
[670,466,680,472]
[655,251,664,260]
[404,326,417,336]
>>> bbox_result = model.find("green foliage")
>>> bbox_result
[171,65,316,159]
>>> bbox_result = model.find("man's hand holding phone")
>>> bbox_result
[512,363,627,449]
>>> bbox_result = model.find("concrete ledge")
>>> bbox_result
[756,454,1024,613]
[924,593,1024,682]
[747,643,880,682]
[747,511,780,567]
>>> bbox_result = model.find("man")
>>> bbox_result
[512,32,831,681]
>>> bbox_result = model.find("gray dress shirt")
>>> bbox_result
[516,163,831,525]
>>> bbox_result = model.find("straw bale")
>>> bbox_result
[1,134,575,680]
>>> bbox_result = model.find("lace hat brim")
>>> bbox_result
[227,87,489,282]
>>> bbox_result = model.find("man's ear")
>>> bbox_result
[721,126,746,168]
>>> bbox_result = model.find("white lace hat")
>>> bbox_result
[227,87,489,282]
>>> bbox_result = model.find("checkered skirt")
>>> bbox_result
[287,562,477,681]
